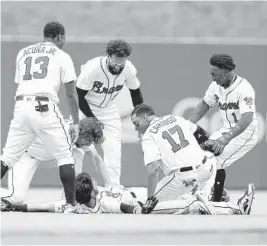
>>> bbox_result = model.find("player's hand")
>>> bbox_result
[137,196,158,214]
[69,124,79,144]
[211,136,230,155]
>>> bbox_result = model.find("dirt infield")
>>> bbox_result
[1,189,267,245]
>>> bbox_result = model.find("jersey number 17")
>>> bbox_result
[162,125,189,153]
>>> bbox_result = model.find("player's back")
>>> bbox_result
[15,42,72,103]
[144,115,206,175]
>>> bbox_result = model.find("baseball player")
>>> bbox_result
[0,21,80,213]
[131,104,217,203]
[1,172,158,214]
[1,172,255,216]
[0,118,110,205]
[76,39,144,186]
[188,54,259,202]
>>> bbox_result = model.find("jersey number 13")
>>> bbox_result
[162,125,189,153]
[23,56,50,80]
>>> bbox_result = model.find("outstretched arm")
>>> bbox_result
[146,160,160,198]
[10,202,59,213]
[84,145,112,186]
[188,99,210,123]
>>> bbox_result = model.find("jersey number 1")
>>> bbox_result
[23,56,49,80]
[162,125,189,153]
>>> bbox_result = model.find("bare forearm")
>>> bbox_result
[93,155,112,186]
[224,113,253,142]
[67,94,79,125]
[72,147,85,175]
[147,170,159,198]
[188,99,210,123]
[13,203,56,212]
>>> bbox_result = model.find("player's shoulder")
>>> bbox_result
[124,59,137,74]
[168,114,184,122]
[80,56,103,74]
[16,43,34,59]
[238,75,254,90]
[54,48,73,62]
[207,81,219,90]
[143,115,177,138]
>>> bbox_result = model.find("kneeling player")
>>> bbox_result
[0,118,111,204]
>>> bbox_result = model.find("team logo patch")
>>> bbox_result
[244,97,253,105]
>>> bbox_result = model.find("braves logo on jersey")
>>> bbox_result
[218,101,239,110]
[92,81,123,94]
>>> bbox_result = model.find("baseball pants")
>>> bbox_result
[1,96,75,168]
[153,153,216,202]
[209,125,259,169]
[152,194,240,215]
[1,151,41,203]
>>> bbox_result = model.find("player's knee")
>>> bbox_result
[56,154,75,167]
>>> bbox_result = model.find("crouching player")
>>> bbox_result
[2,172,255,215]
[0,118,112,205]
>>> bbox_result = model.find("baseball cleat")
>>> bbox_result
[237,183,255,215]
[63,203,81,214]
[1,198,13,212]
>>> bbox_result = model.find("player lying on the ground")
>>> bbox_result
[0,118,112,204]
[1,172,158,214]
[1,172,255,215]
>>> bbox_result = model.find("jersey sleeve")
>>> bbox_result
[174,116,197,133]
[76,63,95,90]
[142,135,161,166]
[99,192,122,213]
[239,82,256,114]
[124,61,140,90]
[60,53,77,83]
[203,82,217,107]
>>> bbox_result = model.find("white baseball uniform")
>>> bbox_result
[141,115,217,202]
[0,121,86,203]
[151,194,242,215]
[32,188,242,215]
[76,56,141,185]
[204,75,259,169]
[53,188,141,213]
[0,42,76,168]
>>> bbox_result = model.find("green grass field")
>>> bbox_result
[1,188,267,245]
